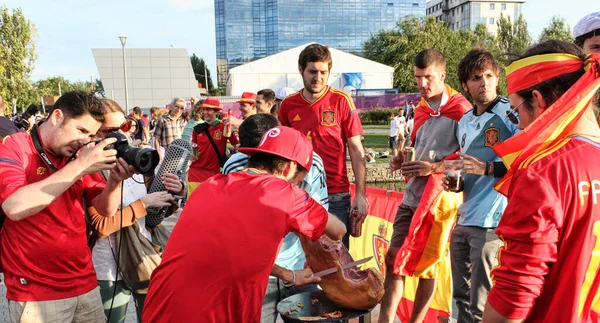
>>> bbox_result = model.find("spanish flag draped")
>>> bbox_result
[493,53,600,196]
[394,85,471,278]
[350,185,452,322]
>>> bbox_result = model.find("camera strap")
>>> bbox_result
[31,124,76,173]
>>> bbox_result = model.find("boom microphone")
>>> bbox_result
[145,139,192,227]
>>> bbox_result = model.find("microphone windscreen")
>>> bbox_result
[146,139,191,227]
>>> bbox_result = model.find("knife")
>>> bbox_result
[309,257,373,278]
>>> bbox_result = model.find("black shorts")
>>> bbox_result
[389,136,398,149]
[390,204,418,248]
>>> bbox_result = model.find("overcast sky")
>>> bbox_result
[4,0,593,85]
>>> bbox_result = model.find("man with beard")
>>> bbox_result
[447,48,519,323]
[379,49,472,323]
[278,43,368,248]
[0,91,135,322]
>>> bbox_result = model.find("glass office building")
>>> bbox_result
[215,0,426,86]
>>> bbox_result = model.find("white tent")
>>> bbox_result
[227,43,394,96]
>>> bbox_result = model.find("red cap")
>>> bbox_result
[239,126,313,171]
[200,97,222,111]
[237,92,257,104]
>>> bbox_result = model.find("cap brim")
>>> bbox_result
[238,147,294,161]
[237,99,256,104]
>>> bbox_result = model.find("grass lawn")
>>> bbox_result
[362,124,389,130]
[362,133,389,149]
[360,133,403,164]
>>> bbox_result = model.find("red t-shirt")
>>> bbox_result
[142,171,328,323]
[0,132,104,301]
[279,86,363,193]
[487,137,600,322]
[189,121,239,183]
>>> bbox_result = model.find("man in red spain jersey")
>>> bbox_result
[482,41,600,322]
[278,43,367,247]
[188,97,239,194]
[142,126,347,323]
[0,91,136,322]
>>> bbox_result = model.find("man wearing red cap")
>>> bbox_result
[279,43,367,248]
[142,126,347,323]
[239,91,258,119]
[188,97,239,194]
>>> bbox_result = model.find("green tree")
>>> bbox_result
[539,16,574,43]
[496,14,532,65]
[0,5,37,115]
[94,78,104,92]
[34,76,93,97]
[363,16,475,93]
[190,53,214,93]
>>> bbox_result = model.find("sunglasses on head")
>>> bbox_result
[506,100,526,125]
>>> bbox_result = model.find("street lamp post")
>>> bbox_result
[119,36,130,114]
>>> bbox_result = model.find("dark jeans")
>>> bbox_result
[328,192,351,248]
[98,280,145,323]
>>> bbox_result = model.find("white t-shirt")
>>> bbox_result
[389,117,401,137]
[397,116,406,134]
[407,118,414,135]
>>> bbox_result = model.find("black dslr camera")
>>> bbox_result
[104,132,159,177]
[14,104,40,130]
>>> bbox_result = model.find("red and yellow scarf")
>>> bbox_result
[493,53,600,195]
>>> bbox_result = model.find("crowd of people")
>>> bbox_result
[0,11,598,323]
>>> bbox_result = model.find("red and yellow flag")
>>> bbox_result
[493,53,600,196]
[350,185,452,322]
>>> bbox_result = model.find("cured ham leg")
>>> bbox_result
[299,235,384,310]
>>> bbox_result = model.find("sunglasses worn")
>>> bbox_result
[99,120,132,135]
[506,100,526,125]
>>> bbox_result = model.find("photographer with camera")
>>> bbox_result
[0,91,137,322]
[88,99,182,323]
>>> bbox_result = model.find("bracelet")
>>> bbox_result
[282,270,296,288]
[485,161,494,176]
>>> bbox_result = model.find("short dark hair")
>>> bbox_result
[513,40,586,112]
[238,113,280,148]
[257,89,276,103]
[49,91,104,122]
[458,48,500,85]
[133,106,142,115]
[298,44,332,71]
[247,152,291,174]
[414,49,446,70]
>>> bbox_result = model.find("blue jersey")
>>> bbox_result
[223,151,328,270]
[456,97,519,228]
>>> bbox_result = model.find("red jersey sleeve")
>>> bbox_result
[487,169,562,319]
[339,94,363,139]
[228,133,239,146]
[83,172,106,201]
[0,139,26,206]
[278,100,290,127]
[286,185,328,241]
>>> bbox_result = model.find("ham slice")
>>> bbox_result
[299,235,384,310]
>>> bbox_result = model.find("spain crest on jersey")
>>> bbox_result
[321,109,336,126]
[372,224,389,273]
[213,130,223,140]
[484,127,500,147]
